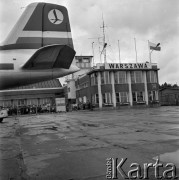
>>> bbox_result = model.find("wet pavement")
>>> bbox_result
[0,106,179,179]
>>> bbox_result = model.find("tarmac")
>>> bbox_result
[0,106,179,180]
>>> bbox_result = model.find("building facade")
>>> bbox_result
[159,87,179,106]
[75,62,160,108]
[65,56,93,106]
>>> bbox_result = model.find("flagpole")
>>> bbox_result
[134,38,138,63]
[92,42,95,66]
[148,40,151,64]
[118,40,121,63]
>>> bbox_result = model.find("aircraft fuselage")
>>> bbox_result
[0,50,78,89]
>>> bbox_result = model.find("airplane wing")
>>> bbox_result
[22,44,76,70]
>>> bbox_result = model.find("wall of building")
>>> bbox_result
[75,63,160,109]
[0,88,64,107]
[67,79,76,99]
[0,79,64,109]
[159,88,179,106]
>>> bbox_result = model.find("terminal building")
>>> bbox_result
[66,59,160,109]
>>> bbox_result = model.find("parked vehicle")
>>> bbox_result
[0,108,8,123]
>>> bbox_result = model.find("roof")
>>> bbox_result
[159,87,179,91]
[75,55,93,58]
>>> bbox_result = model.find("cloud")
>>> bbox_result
[0,0,178,84]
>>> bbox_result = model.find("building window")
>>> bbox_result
[83,58,90,63]
[91,73,98,86]
[101,71,110,84]
[83,96,87,103]
[116,92,128,103]
[101,72,105,84]
[132,92,145,102]
[103,93,111,104]
[92,95,95,104]
[131,71,135,83]
[147,71,157,83]
[135,71,142,83]
[114,72,118,84]
[120,92,128,103]
[79,97,82,103]
[131,71,143,83]
[85,63,90,68]
[105,71,110,84]
[152,71,157,83]
[137,91,144,102]
[18,99,25,106]
[114,71,127,84]
[132,92,137,102]
[102,94,105,103]
[94,73,98,85]
[119,71,127,84]
[148,91,158,101]
[3,100,11,107]
[116,93,120,103]
[77,58,82,63]
[81,63,85,68]
[95,94,99,103]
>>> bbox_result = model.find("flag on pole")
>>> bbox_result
[148,41,161,51]
[101,42,107,54]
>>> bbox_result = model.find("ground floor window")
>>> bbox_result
[78,97,82,103]
[83,96,87,103]
[116,93,120,103]
[132,92,137,102]
[95,94,99,103]
[92,95,95,104]
[137,92,145,102]
[18,99,26,106]
[91,94,99,104]
[102,93,111,104]
[148,91,158,101]
[116,92,129,103]
[120,92,129,103]
[0,100,11,107]
[132,91,145,102]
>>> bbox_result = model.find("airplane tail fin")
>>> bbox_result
[0,3,74,50]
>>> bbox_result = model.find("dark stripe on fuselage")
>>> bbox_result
[0,43,41,50]
[0,37,73,50]
[0,63,14,70]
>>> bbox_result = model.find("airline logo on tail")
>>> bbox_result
[48,9,63,24]
[0,3,74,50]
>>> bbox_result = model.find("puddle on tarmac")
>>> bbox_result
[155,150,179,168]
[81,122,99,127]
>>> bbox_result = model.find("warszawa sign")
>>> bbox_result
[105,63,151,70]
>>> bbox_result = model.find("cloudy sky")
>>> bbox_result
[0,0,179,85]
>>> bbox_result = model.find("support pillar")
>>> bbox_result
[127,71,133,106]
[97,72,102,108]
[143,71,149,105]
[110,71,116,108]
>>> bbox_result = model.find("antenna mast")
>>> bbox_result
[101,14,107,63]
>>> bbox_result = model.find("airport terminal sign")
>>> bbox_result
[105,63,151,70]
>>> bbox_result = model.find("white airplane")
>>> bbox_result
[0,2,79,90]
